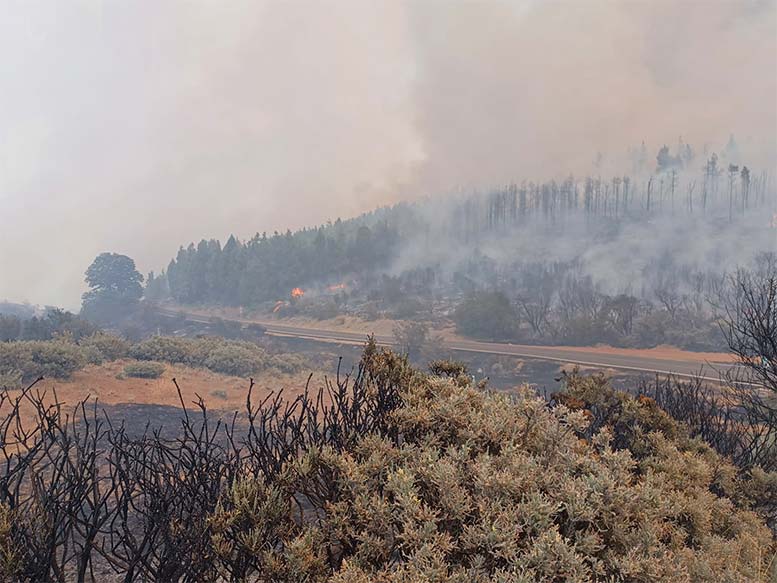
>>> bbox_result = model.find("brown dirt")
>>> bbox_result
[8,360,327,430]
[557,344,734,364]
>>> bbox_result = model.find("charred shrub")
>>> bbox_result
[554,369,683,456]
[428,359,468,378]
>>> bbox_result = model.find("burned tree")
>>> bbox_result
[721,263,777,398]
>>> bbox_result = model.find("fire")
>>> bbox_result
[291,287,304,298]
[328,283,346,292]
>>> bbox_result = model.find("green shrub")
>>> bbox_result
[554,369,684,456]
[391,298,427,319]
[0,370,22,390]
[0,334,307,382]
[128,336,192,364]
[80,333,130,362]
[268,353,305,374]
[206,368,775,581]
[123,362,165,379]
[83,345,107,365]
[203,344,268,377]
[210,389,228,400]
[304,300,339,321]
[0,340,85,380]
[453,291,519,340]
[128,335,294,378]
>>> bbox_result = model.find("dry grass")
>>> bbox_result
[6,359,325,429]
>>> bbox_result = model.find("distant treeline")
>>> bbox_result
[0,309,97,342]
[159,207,405,305]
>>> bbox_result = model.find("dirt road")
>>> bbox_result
[159,307,740,381]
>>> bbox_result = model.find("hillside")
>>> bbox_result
[149,159,776,352]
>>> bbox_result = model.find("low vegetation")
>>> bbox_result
[129,335,305,376]
[123,361,165,379]
[0,308,97,342]
[0,333,306,386]
[0,341,774,581]
[0,340,86,384]
[453,290,520,340]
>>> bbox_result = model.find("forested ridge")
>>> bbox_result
[158,147,774,304]
[161,205,407,305]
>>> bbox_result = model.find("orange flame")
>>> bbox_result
[328,283,346,291]
[291,287,304,298]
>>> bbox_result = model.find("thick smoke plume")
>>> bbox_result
[0,1,774,308]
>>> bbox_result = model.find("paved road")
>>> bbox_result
[158,308,739,381]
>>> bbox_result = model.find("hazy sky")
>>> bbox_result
[1,0,775,309]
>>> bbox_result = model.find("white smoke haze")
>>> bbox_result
[0,0,775,309]
[386,183,777,302]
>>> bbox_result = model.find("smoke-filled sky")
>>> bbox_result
[1,0,775,309]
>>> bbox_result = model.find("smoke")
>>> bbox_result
[0,0,774,308]
[385,179,777,303]
[407,0,777,190]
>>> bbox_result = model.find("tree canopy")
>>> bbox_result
[81,253,144,323]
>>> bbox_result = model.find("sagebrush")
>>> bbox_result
[0,341,774,581]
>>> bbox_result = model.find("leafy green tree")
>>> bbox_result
[81,253,144,324]
[0,316,21,342]
[44,308,98,340]
[392,321,442,362]
[453,291,519,340]
[144,270,169,302]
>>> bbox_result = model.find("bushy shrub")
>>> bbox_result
[554,369,683,456]
[128,335,284,378]
[0,334,305,382]
[128,336,193,364]
[0,340,85,380]
[454,291,519,340]
[428,359,468,378]
[123,361,165,379]
[391,297,426,319]
[0,370,22,390]
[203,358,776,581]
[269,353,306,374]
[80,332,130,362]
[223,370,774,581]
[304,300,340,321]
[203,344,268,377]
